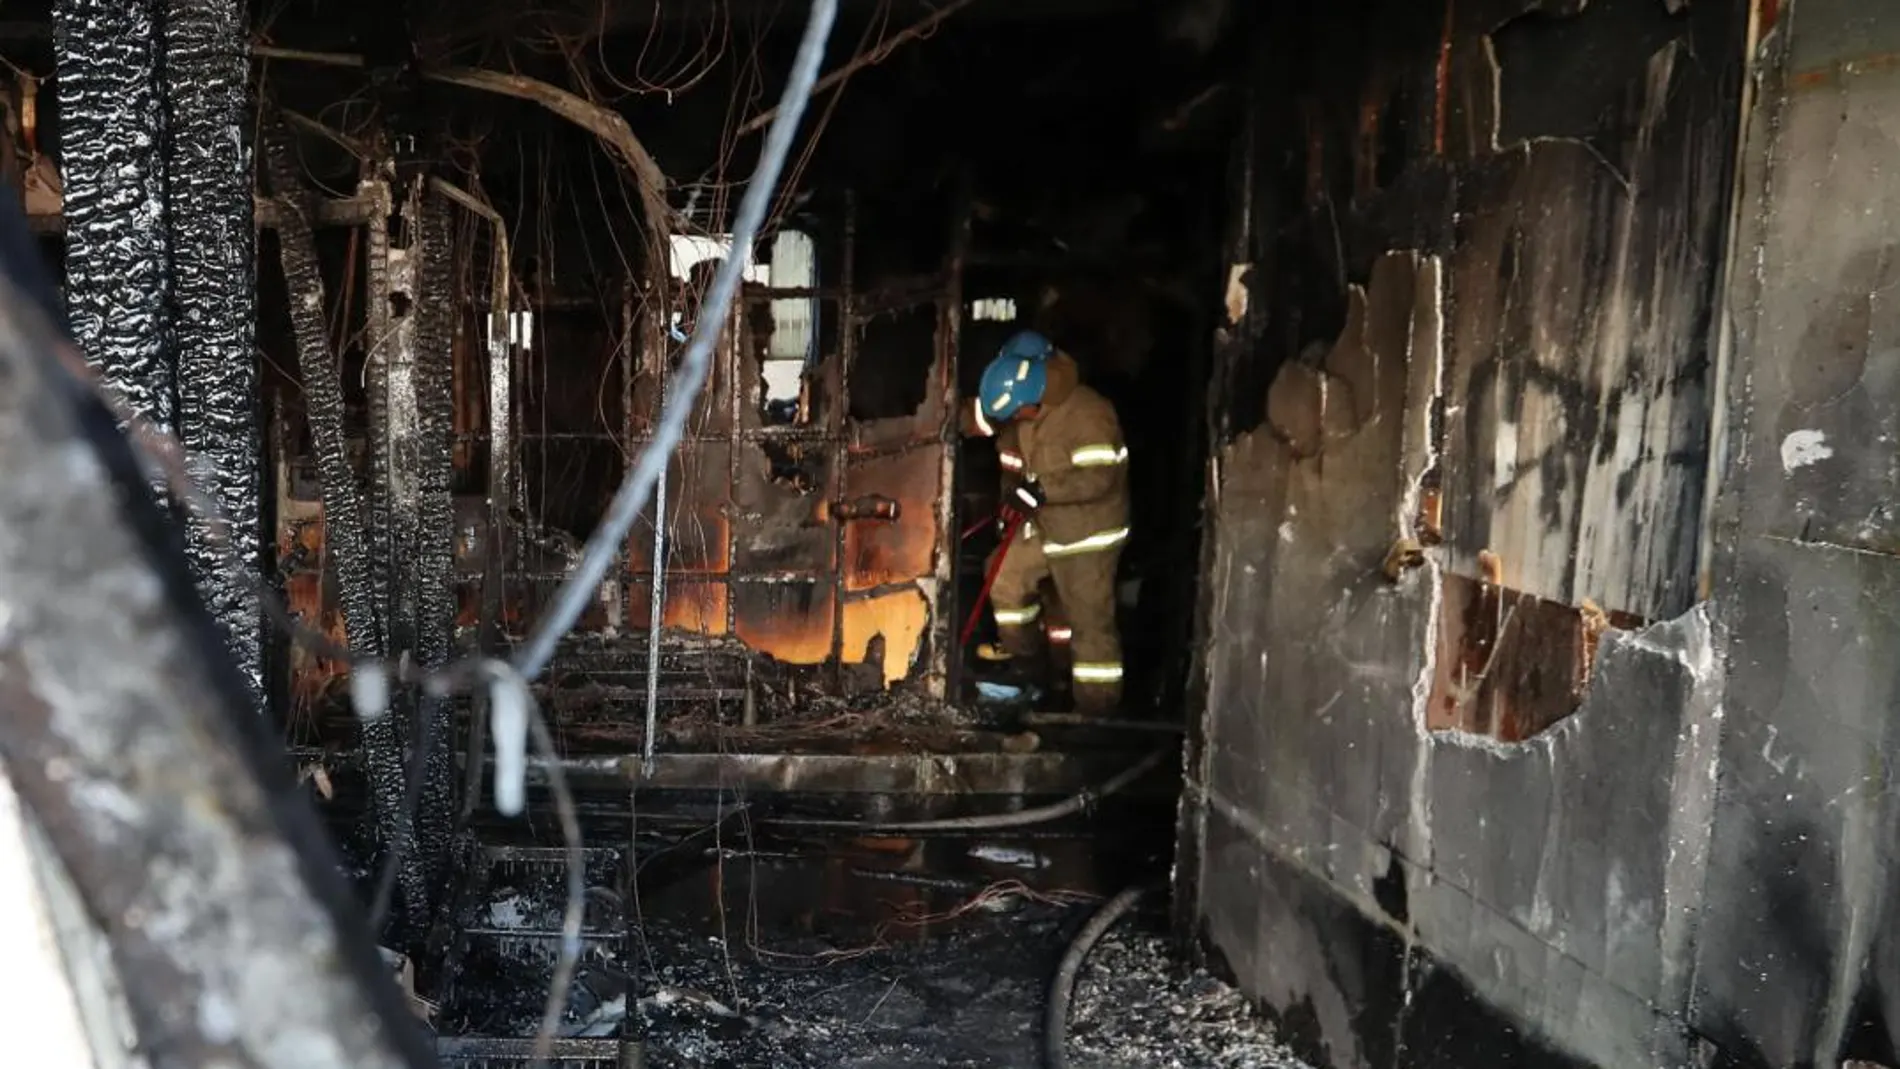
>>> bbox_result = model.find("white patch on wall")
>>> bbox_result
[1494,419,1519,490]
[1779,429,1833,473]
[971,297,1017,322]
[1223,262,1250,325]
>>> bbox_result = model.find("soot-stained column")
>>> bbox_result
[162,0,264,707]
[359,178,415,936]
[53,0,173,431]
[410,189,458,902]
[364,177,458,941]
[262,119,379,654]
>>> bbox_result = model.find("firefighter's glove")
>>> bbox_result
[1012,478,1046,513]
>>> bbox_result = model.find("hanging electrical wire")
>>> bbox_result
[510,0,839,682]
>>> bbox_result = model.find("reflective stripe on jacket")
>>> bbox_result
[1014,351,1129,550]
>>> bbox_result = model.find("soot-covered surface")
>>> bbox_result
[628,905,1307,1068]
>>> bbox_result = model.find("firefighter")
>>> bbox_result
[975,330,1129,714]
[963,335,1049,677]
[963,333,1043,508]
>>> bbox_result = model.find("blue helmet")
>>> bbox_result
[998,330,1054,364]
[978,331,1054,425]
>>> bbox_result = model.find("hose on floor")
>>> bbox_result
[768,747,1172,833]
[1046,886,1147,1069]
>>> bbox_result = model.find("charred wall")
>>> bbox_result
[1179,0,1758,1066]
[1696,1,1900,1065]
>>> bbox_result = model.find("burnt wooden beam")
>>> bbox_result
[407,185,459,930]
[28,194,383,235]
[53,0,173,433]
[261,118,378,656]
[0,191,433,1069]
[165,0,265,708]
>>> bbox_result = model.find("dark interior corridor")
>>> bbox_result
[6,0,1898,1068]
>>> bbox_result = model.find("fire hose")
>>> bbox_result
[961,506,1027,648]
[1046,885,1148,1069]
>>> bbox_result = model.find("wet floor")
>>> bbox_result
[419,803,1308,1068]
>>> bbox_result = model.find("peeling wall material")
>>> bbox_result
[164,0,264,707]
[1178,0,1755,1065]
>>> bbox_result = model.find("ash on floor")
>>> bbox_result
[629,903,1308,1069]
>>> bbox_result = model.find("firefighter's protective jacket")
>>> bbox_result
[1011,352,1129,555]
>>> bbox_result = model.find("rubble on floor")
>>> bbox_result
[1064,925,1303,1069]
[628,902,1307,1068]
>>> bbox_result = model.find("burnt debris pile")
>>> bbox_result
[427,814,1304,1069]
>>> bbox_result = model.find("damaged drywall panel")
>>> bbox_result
[1191,253,1437,1055]
[164,0,265,707]
[1412,610,1723,1068]
[1489,0,1688,148]
[1197,246,1721,1069]
[1438,36,1729,622]
[1182,0,1755,1065]
[1695,3,1900,1064]
[54,0,171,430]
[1726,39,1900,560]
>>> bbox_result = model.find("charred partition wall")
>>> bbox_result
[1178,0,1749,1067]
[1697,1,1900,1066]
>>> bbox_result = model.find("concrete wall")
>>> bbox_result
[1695,1,1900,1064]
[1171,0,1900,1064]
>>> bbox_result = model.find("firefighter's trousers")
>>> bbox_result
[987,524,1123,712]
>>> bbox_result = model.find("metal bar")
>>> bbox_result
[431,178,514,822]
[934,190,972,699]
[643,378,668,772]
[830,192,857,684]
[620,275,636,636]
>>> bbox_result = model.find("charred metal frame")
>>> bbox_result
[603,194,968,711]
[256,173,464,938]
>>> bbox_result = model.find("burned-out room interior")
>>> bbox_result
[8,0,1900,1066]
